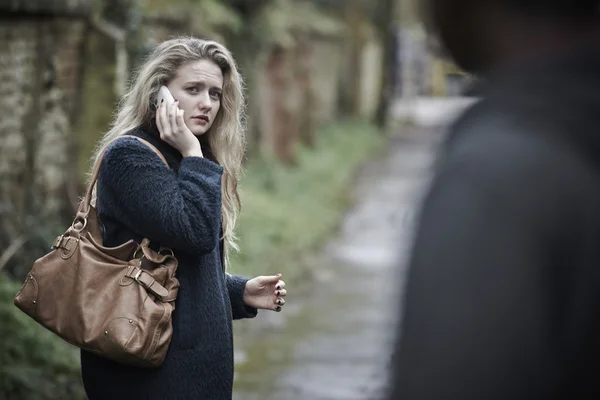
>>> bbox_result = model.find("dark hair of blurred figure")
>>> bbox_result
[420,0,600,74]
[387,1,600,399]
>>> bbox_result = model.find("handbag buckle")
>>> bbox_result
[51,235,63,250]
[133,269,143,282]
[70,217,87,232]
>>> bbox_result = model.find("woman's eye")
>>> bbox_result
[186,87,199,94]
[209,91,221,100]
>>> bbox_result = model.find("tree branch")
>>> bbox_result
[0,235,28,273]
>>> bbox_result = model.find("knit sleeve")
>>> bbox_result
[98,136,223,255]
[226,274,258,320]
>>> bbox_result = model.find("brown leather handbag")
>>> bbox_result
[14,136,180,368]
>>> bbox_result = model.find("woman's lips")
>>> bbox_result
[192,116,208,125]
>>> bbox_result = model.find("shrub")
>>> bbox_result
[0,275,85,400]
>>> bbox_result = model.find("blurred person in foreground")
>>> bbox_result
[388,1,600,399]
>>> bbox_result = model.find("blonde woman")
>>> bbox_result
[80,37,287,399]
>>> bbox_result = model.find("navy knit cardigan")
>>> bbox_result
[80,129,257,400]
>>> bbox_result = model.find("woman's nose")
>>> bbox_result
[198,92,212,110]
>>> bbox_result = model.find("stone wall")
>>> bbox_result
[0,15,88,263]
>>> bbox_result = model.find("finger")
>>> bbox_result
[176,107,187,132]
[275,288,287,298]
[159,100,170,137]
[275,297,285,306]
[259,274,282,285]
[155,100,164,133]
[275,280,285,290]
[169,101,179,134]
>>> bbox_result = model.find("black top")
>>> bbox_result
[388,43,600,399]
[80,129,257,400]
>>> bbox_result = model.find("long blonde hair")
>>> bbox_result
[89,37,246,266]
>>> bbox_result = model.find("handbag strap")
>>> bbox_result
[76,135,168,221]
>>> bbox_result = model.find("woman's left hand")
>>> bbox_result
[243,274,287,312]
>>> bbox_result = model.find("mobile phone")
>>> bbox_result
[156,85,175,107]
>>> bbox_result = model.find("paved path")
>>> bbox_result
[231,128,439,400]
[233,98,468,400]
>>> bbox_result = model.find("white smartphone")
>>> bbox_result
[156,85,175,107]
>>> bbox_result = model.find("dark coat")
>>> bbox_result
[80,129,257,400]
[388,43,600,399]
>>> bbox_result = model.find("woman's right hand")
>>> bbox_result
[156,99,203,158]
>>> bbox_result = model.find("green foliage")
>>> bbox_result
[0,276,85,400]
[312,0,380,19]
[229,119,384,281]
[289,1,343,37]
[0,189,72,280]
[191,0,244,34]
[249,0,343,47]
[140,0,243,39]
[101,0,137,27]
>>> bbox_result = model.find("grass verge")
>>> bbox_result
[228,118,385,283]
[0,276,85,400]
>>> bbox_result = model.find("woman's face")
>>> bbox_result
[167,59,223,136]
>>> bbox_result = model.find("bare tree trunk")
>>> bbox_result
[338,1,366,118]
[374,0,397,129]
[296,35,317,148]
[67,20,91,210]
[264,45,299,165]
[225,4,271,159]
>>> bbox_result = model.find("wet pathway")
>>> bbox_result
[232,126,443,400]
